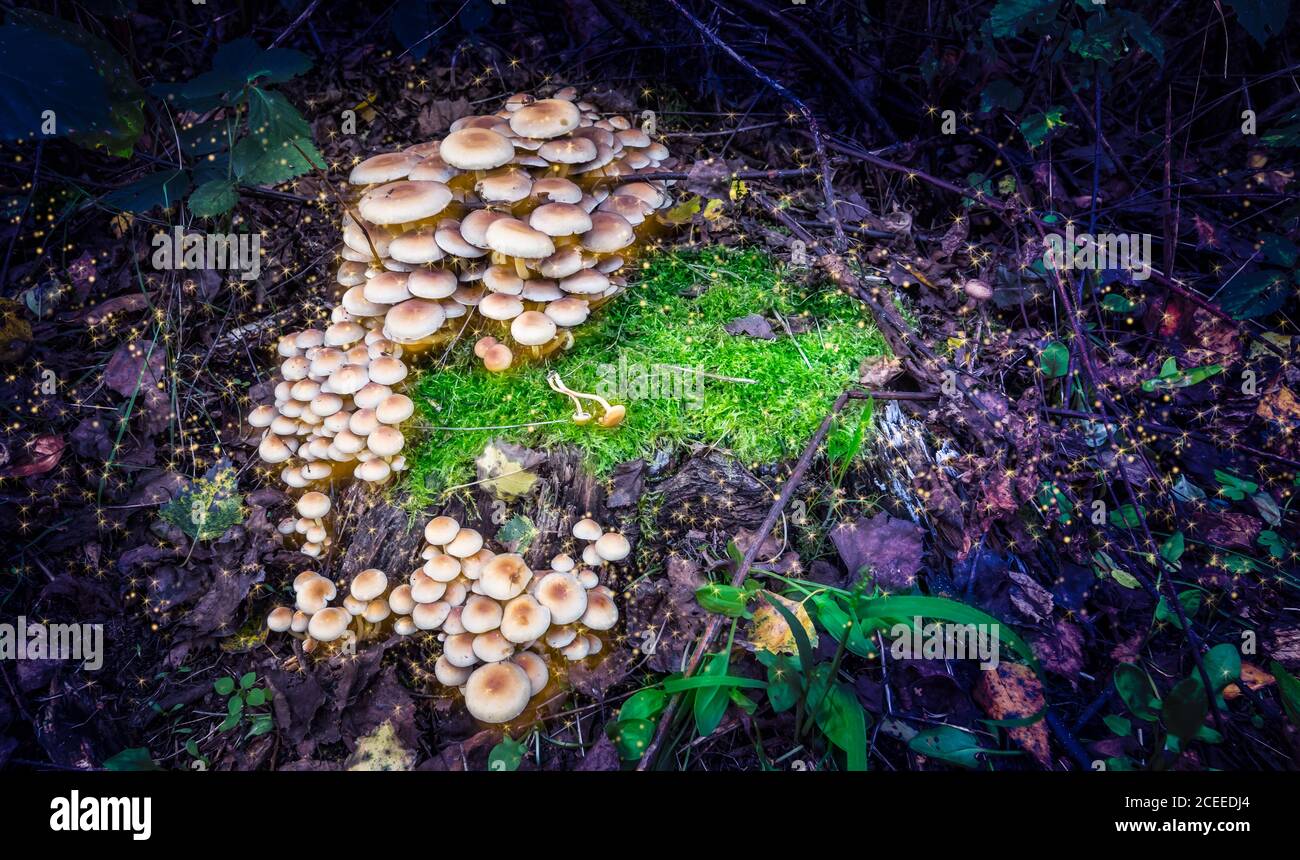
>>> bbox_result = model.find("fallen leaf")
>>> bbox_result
[830,512,925,590]
[1223,661,1275,701]
[973,662,1051,768]
[724,314,776,340]
[346,720,415,771]
[475,440,543,500]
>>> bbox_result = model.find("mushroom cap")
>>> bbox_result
[538,246,586,279]
[534,571,588,625]
[461,547,496,579]
[389,583,417,615]
[443,632,479,668]
[249,404,277,428]
[362,272,411,307]
[577,568,599,589]
[463,662,531,723]
[413,600,451,631]
[293,570,321,591]
[581,590,619,630]
[363,598,391,623]
[388,228,445,265]
[559,268,609,296]
[267,606,294,632]
[424,554,462,583]
[572,518,602,541]
[580,212,635,253]
[529,202,592,237]
[297,491,331,519]
[358,181,453,225]
[594,531,631,562]
[483,344,513,372]
[434,220,487,258]
[367,356,408,386]
[350,152,420,185]
[485,218,555,260]
[434,654,473,686]
[478,292,525,321]
[408,155,458,183]
[521,279,564,302]
[509,99,581,139]
[510,310,557,346]
[461,594,503,634]
[440,127,516,170]
[545,625,578,648]
[582,544,602,567]
[472,630,516,663]
[393,615,418,636]
[500,594,551,643]
[550,553,575,572]
[376,394,414,425]
[407,267,459,299]
[480,553,533,601]
[307,607,352,642]
[383,298,445,342]
[367,425,404,457]
[351,568,388,601]
[424,515,461,546]
[476,168,533,203]
[598,193,652,225]
[460,208,508,249]
[511,651,549,695]
[354,458,392,483]
[296,576,337,613]
[538,136,597,164]
[445,528,485,558]
[532,177,583,204]
[258,434,293,464]
[410,571,447,603]
[482,264,524,296]
[291,610,310,633]
[560,635,591,661]
[544,296,590,327]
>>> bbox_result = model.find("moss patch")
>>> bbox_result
[406,248,888,506]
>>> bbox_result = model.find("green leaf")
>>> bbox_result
[102,169,191,214]
[606,717,655,762]
[620,687,667,721]
[234,86,321,185]
[1108,503,1145,529]
[989,0,1059,38]
[488,735,527,772]
[1162,677,1208,741]
[808,666,869,771]
[758,652,801,713]
[1039,340,1070,378]
[1155,589,1202,630]
[908,725,1012,768]
[1158,531,1185,565]
[1270,661,1300,730]
[1222,0,1291,46]
[692,651,733,737]
[1214,469,1258,501]
[213,676,236,696]
[1218,269,1291,320]
[979,79,1024,114]
[811,593,875,658]
[761,591,817,675]
[857,594,1040,672]
[1103,714,1132,737]
[169,37,312,102]
[695,583,751,617]
[1258,530,1288,559]
[1202,644,1241,693]
[495,514,539,554]
[245,688,267,707]
[1020,107,1069,149]
[188,179,238,217]
[1115,663,1161,721]
[246,714,274,737]
[0,24,114,141]
[1101,293,1135,313]
[239,671,257,689]
[102,747,162,771]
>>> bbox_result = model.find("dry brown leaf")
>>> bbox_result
[973,662,1051,768]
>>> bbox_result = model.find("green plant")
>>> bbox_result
[159,460,245,541]
[213,671,273,737]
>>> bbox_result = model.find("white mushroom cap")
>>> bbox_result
[434,655,473,686]
[581,212,635,252]
[440,127,516,170]
[308,607,352,642]
[350,152,421,185]
[351,568,388,601]
[521,279,564,302]
[480,553,533,601]
[297,491,331,519]
[267,606,294,633]
[375,394,414,425]
[410,571,448,603]
[582,544,602,567]
[291,610,310,633]
[510,310,557,346]
[443,632,479,668]
[445,528,484,558]
[363,598,391,623]
[383,299,445,343]
[539,136,597,164]
[407,267,459,299]
[329,364,370,395]
[413,600,451,631]
[550,553,575,572]
[389,583,416,615]
[358,180,453,225]
[388,228,445,265]
[572,517,602,541]
[479,292,525,321]
[363,271,412,305]
[393,616,417,636]
[249,404,277,428]
[463,662,531,723]
[461,547,496,579]
[529,202,592,237]
[434,220,486,258]
[367,356,408,386]
[579,592,618,633]
[544,625,578,648]
[424,515,461,546]
[348,409,380,437]
[259,434,294,464]
[585,634,604,655]
[482,264,524,295]
[342,286,389,317]
[477,168,533,203]
[560,635,591,661]
[500,594,551,643]
[509,99,581,139]
[460,208,508,249]
[442,605,467,635]
[353,382,392,410]
[544,296,590,327]
[559,268,609,296]
[595,531,631,562]
[472,630,516,663]
[538,246,586,279]
[513,652,548,693]
[577,569,599,589]
[485,218,555,260]
[424,554,462,583]
[354,458,392,482]
[535,572,588,625]
[462,594,503,634]
[532,177,583,204]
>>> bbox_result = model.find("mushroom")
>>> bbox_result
[435,655,473,686]
[350,568,388,601]
[500,594,551,643]
[480,553,533,601]
[462,594,503,633]
[471,630,516,663]
[594,531,631,562]
[267,606,294,633]
[308,607,352,643]
[511,651,549,695]
[535,571,588,624]
[462,662,531,723]
[424,515,461,546]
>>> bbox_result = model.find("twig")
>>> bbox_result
[270,0,323,48]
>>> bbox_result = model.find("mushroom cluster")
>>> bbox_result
[248,87,675,557]
[268,512,630,724]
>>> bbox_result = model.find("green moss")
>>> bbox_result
[405,248,888,506]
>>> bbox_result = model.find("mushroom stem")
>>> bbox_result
[547,372,593,424]
[512,256,531,281]
[548,371,624,426]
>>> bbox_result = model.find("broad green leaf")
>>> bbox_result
[213,676,236,696]
[856,594,1040,672]
[1039,340,1070,378]
[1218,269,1290,320]
[102,747,161,771]
[102,169,191,214]
[808,665,869,771]
[606,717,654,762]
[1020,107,1069,148]
[488,735,527,772]
[620,687,667,721]
[692,651,733,737]
[695,582,750,617]
[188,179,238,217]
[1202,644,1241,693]
[1223,0,1291,46]
[1103,714,1132,737]
[1270,661,1300,730]
[908,725,1013,769]
[1114,663,1160,721]
[1162,677,1208,741]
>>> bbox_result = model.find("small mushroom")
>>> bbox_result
[463,662,531,723]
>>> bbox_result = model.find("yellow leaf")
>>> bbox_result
[663,194,702,225]
[346,720,415,771]
[702,198,726,222]
[474,443,539,500]
[749,592,817,656]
